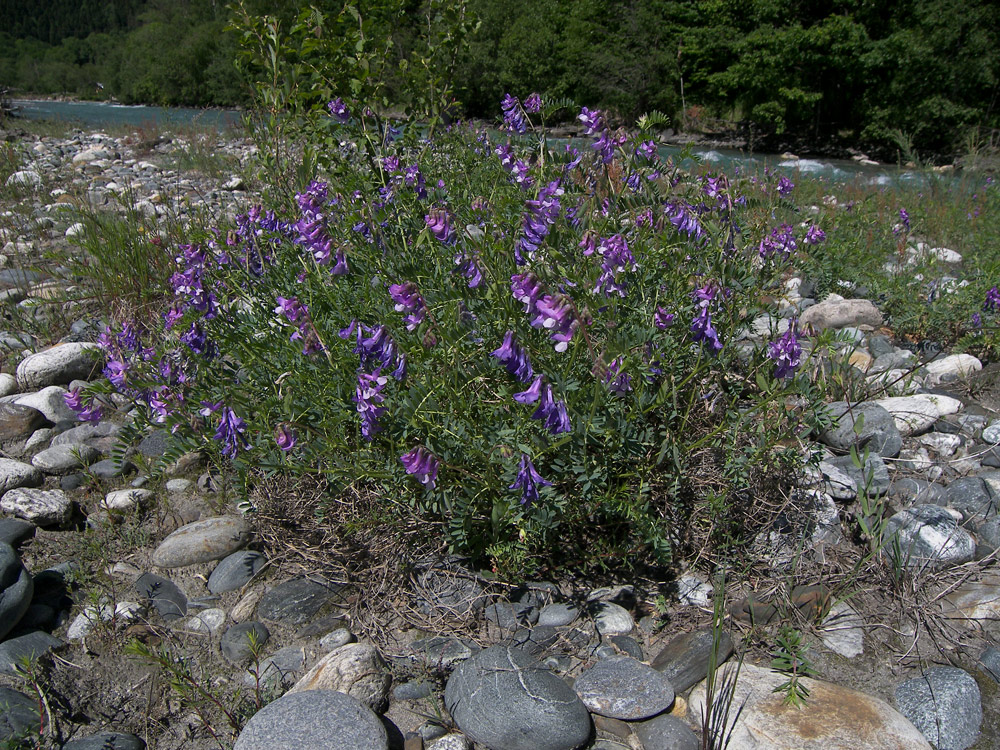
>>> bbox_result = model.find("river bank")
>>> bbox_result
[0,125,999,749]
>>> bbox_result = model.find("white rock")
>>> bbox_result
[102,488,153,512]
[917,433,962,457]
[923,354,981,386]
[931,247,962,263]
[183,608,227,636]
[5,171,42,190]
[820,601,865,658]
[982,422,1000,444]
[10,386,77,423]
[0,373,15,398]
[873,394,963,436]
[0,458,43,494]
[0,487,72,525]
[16,342,101,390]
[65,223,85,238]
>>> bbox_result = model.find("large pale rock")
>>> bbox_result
[895,667,981,750]
[151,515,249,568]
[10,386,77,423]
[288,643,391,713]
[5,171,42,190]
[872,394,963,436]
[940,572,1000,624]
[0,459,43,494]
[883,505,975,571]
[818,402,902,457]
[923,354,981,386]
[800,297,883,330]
[0,488,72,526]
[16,343,100,390]
[687,663,931,749]
[31,443,99,474]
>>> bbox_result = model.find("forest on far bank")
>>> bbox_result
[1,0,998,158]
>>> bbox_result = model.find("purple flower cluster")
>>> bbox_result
[400,445,439,489]
[63,387,102,423]
[523,92,542,114]
[985,285,1000,313]
[515,180,563,265]
[169,243,217,323]
[274,423,297,452]
[603,357,633,395]
[214,407,250,459]
[691,283,723,353]
[425,209,454,245]
[327,97,350,122]
[776,175,795,196]
[501,94,527,134]
[454,251,482,288]
[511,273,579,352]
[665,202,703,239]
[274,296,323,355]
[654,307,675,329]
[295,181,348,273]
[576,107,622,164]
[492,331,534,382]
[758,224,797,260]
[803,225,826,245]
[340,321,407,380]
[768,323,802,379]
[390,282,428,331]
[354,370,389,440]
[509,453,552,506]
[514,376,572,434]
[592,234,636,298]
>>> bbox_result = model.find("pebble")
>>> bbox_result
[11,385,77,423]
[233,689,388,750]
[537,601,580,626]
[0,458,43,494]
[0,518,35,547]
[134,572,187,620]
[102,488,153,512]
[818,402,902,457]
[288,642,392,713]
[873,394,964,436]
[634,713,700,750]
[150,515,249,568]
[257,576,341,625]
[31,443,99,474]
[0,686,39,741]
[0,631,63,675]
[182,607,227,636]
[799,297,883,330]
[573,655,674,719]
[895,667,982,750]
[652,628,734,693]
[245,645,305,690]
[61,733,145,750]
[0,487,73,526]
[923,353,982,387]
[221,621,270,664]
[207,549,266,593]
[883,505,975,571]
[0,403,49,444]
[589,601,634,636]
[15,342,100,389]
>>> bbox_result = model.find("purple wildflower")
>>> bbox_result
[531,294,578,352]
[972,312,983,328]
[501,94,526,134]
[275,424,297,452]
[513,375,544,403]
[511,160,533,190]
[328,98,350,122]
[492,331,534,383]
[524,92,542,114]
[665,202,703,239]
[531,383,572,434]
[985,286,1000,312]
[804,225,826,245]
[768,323,802,379]
[900,208,910,230]
[636,140,657,160]
[495,143,516,171]
[593,234,636,298]
[603,357,633,395]
[509,454,552,506]
[104,359,129,389]
[515,180,563,264]
[578,107,604,135]
[214,407,249,459]
[64,388,84,412]
[654,307,675,329]
[758,224,797,260]
[400,446,439,489]
[389,282,428,331]
[354,370,389,440]
[777,175,795,196]
[454,251,482,288]
[691,284,723,353]
[511,273,544,316]
[425,209,454,244]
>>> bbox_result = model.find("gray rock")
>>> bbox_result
[0,269,43,287]
[414,559,488,619]
[408,636,480,667]
[589,601,634,636]
[51,421,120,452]
[984,422,1000,444]
[538,602,580,627]
[5,171,42,190]
[16,343,100,390]
[818,460,857,499]
[102,488,152,512]
[233,689,388,750]
[944,477,999,523]
[428,736,472,750]
[444,645,592,750]
[134,572,187,620]
[89,458,134,479]
[819,402,902,458]
[977,517,1000,550]
[151,515,249,568]
[826,452,890,497]
[0,518,35,548]
[0,631,62,676]
[221,621,270,664]
[574,655,674,719]
[208,550,265,594]
[318,627,355,651]
[0,488,72,526]
[485,600,538,630]
[31,443,99,474]
[0,687,40,741]
[800,297,883,330]
[61,732,145,750]
[889,478,944,504]
[652,628,734,693]
[606,635,644,660]
[978,646,1000,683]
[257,577,341,625]
[895,667,981,750]
[137,431,169,457]
[884,505,975,571]
[394,680,433,701]
[244,645,305,690]
[0,459,43,495]
[0,544,33,641]
[634,713,700,750]
[11,386,77,423]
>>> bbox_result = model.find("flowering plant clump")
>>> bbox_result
[76,96,833,574]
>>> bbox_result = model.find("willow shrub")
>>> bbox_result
[73,97,833,576]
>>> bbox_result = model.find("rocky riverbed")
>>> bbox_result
[1,126,1000,749]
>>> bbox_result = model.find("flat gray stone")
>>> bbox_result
[944,477,999,524]
[221,621,270,664]
[538,602,579,626]
[819,402,902,457]
[0,543,33,640]
[134,572,187,620]
[0,488,72,526]
[0,518,35,548]
[485,600,538,630]
[0,459,43,495]
[257,577,341,625]
[61,732,145,750]
[243,645,305,690]
[151,515,249,568]
[589,601,634,636]
[826,453,890,497]
[51,421,120,451]
[31,443,99,474]
[0,687,39,741]
[634,713,700,750]
[444,645,591,750]
[652,628,734,693]
[408,636,480,667]
[0,631,62,676]
[89,458,134,479]
[574,655,674,719]
[16,343,100,390]
[0,404,49,444]
[208,550,265,594]
[11,386,77,423]
[233,689,388,750]
[895,667,981,750]
[884,505,975,571]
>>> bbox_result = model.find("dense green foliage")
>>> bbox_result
[2,1,999,153]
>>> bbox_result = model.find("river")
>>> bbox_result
[10,98,941,187]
